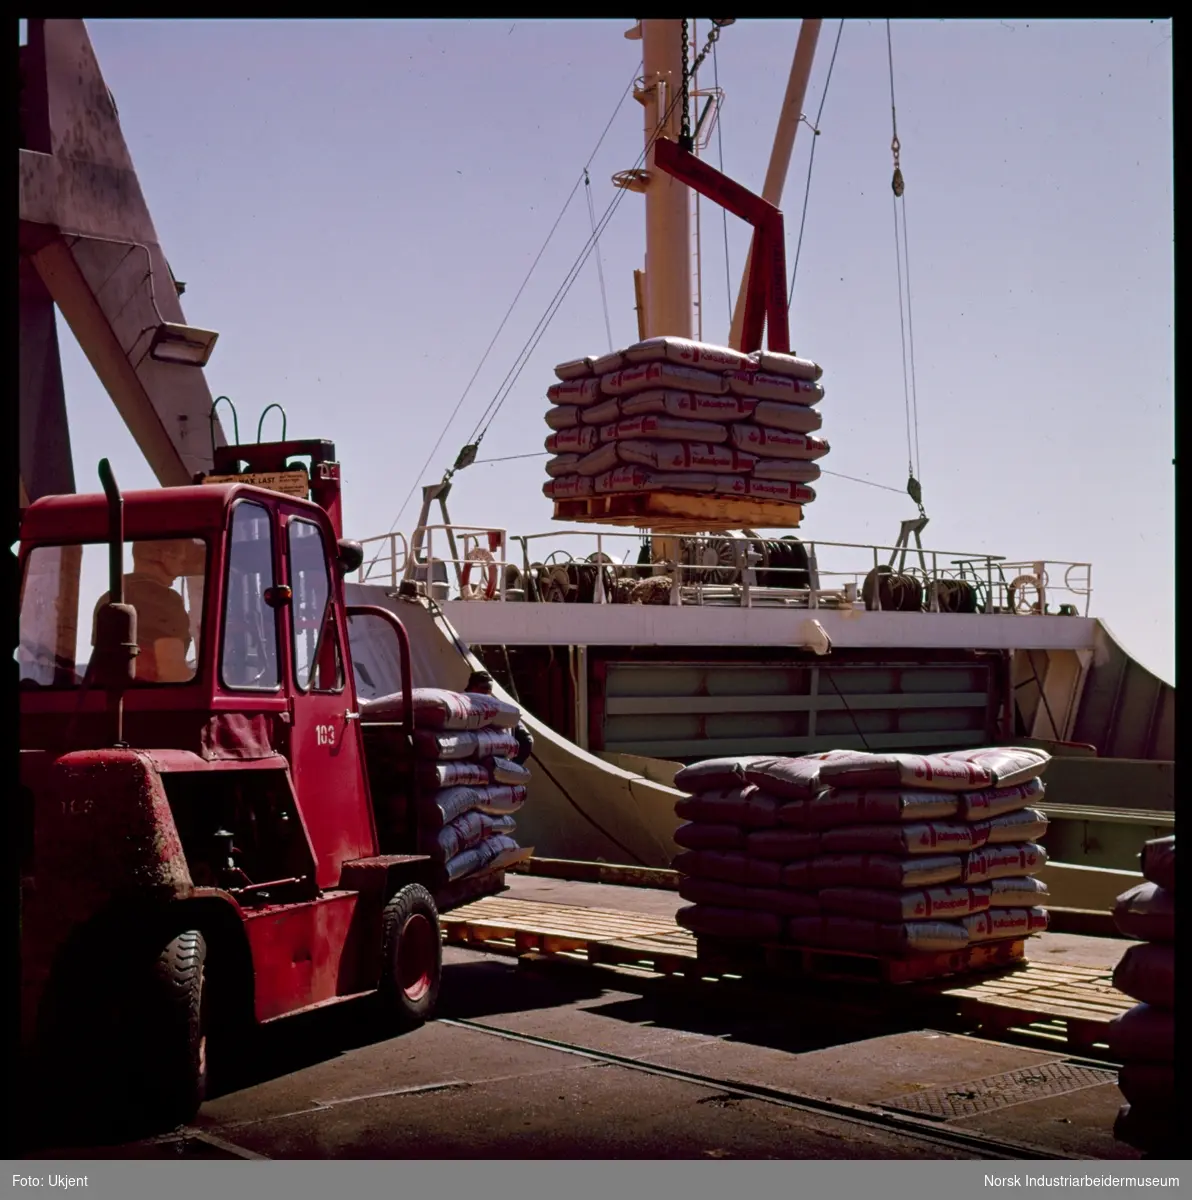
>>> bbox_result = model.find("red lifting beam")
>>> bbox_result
[652,137,790,355]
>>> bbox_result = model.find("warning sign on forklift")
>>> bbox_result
[204,470,310,498]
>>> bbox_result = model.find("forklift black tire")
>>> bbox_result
[379,885,442,1028]
[126,929,209,1129]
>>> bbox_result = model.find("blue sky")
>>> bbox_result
[36,19,1174,682]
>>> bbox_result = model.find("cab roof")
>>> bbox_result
[20,483,328,545]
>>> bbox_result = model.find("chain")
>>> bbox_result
[637,20,735,157]
[691,21,729,79]
[672,19,731,153]
[679,18,692,150]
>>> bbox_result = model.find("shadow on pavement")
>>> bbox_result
[510,953,929,1058]
[13,950,610,1156]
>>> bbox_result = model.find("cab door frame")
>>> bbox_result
[277,503,377,887]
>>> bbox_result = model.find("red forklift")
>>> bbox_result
[17,432,508,1131]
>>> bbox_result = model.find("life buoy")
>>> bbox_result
[1008,573,1044,615]
[460,531,504,600]
[460,548,498,600]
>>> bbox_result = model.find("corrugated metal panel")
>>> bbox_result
[599,661,995,762]
[1071,628,1175,760]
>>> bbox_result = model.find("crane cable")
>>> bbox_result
[887,19,925,518]
[364,65,640,579]
[461,22,730,455]
[370,22,734,581]
[470,448,908,498]
[788,19,845,304]
[712,39,733,322]
[584,169,615,355]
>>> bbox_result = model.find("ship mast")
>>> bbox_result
[626,18,820,350]
[609,20,818,550]
[628,19,693,340]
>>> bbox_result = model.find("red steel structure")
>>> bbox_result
[19,19,228,504]
[652,136,791,355]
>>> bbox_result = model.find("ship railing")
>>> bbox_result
[356,526,515,601]
[361,525,1093,615]
[356,532,410,588]
[977,560,1094,618]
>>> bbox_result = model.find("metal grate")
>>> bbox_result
[880,1060,1119,1121]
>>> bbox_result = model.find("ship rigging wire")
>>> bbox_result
[459,25,728,455]
[820,468,907,495]
[892,200,915,482]
[473,450,551,466]
[365,65,641,578]
[887,19,924,502]
[584,168,615,354]
[787,19,845,303]
[712,39,733,324]
[463,79,697,446]
[471,447,908,499]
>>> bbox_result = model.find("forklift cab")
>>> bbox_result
[18,479,412,881]
[24,488,363,805]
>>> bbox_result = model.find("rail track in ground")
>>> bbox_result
[440,1016,1092,1161]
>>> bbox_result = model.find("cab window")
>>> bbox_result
[220,502,280,690]
[287,518,344,693]
[18,537,206,688]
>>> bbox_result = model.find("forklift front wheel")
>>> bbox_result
[124,928,209,1130]
[379,884,442,1027]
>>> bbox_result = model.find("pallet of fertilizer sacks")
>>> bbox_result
[552,490,804,533]
[693,935,1028,986]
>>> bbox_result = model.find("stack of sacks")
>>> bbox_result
[543,337,828,512]
[361,688,531,883]
[787,747,1051,956]
[1110,836,1176,1154]
[670,755,830,943]
[671,746,1052,961]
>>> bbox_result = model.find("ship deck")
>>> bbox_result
[19,876,1144,1162]
[441,597,1100,653]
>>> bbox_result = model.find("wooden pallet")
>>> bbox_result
[443,897,1022,985]
[441,897,1128,1056]
[442,897,699,975]
[929,960,1130,1055]
[696,935,1028,986]
[552,491,803,533]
